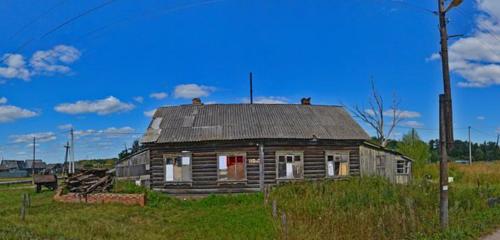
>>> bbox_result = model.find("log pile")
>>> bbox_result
[66,169,114,194]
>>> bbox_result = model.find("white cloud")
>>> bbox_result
[54,96,135,115]
[383,110,421,118]
[174,84,215,99]
[0,54,30,80]
[149,92,167,100]
[144,109,156,117]
[242,96,288,104]
[0,97,7,104]
[133,96,144,103]
[400,121,424,128]
[365,109,421,119]
[74,127,135,138]
[0,45,80,83]
[74,129,97,138]
[477,116,486,120]
[103,127,135,136]
[10,132,56,143]
[428,0,500,87]
[30,45,80,75]
[58,123,73,130]
[0,105,38,123]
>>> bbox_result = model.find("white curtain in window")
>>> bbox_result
[165,164,174,181]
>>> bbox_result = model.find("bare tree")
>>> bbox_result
[349,80,402,147]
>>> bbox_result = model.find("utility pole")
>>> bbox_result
[468,126,472,165]
[64,142,70,176]
[437,0,462,230]
[70,128,75,174]
[32,137,36,183]
[249,72,254,104]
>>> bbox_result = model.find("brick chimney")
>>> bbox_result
[301,97,311,105]
[192,98,203,105]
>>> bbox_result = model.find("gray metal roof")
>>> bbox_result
[142,104,369,144]
[0,160,25,170]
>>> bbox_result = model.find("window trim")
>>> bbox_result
[216,152,247,183]
[163,152,192,184]
[275,151,304,180]
[324,150,350,178]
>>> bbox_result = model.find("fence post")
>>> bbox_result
[27,193,31,208]
[20,194,27,221]
[272,200,277,218]
[281,211,288,240]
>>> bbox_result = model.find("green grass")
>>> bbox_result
[0,177,32,182]
[0,186,276,240]
[270,162,500,240]
[0,162,499,239]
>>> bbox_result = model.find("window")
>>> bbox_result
[326,151,349,177]
[164,152,191,182]
[276,152,303,179]
[396,159,411,174]
[376,155,386,175]
[218,153,246,181]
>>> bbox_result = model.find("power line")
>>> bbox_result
[74,0,224,43]
[1,0,118,62]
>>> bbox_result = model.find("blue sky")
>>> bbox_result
[0,0,498,162]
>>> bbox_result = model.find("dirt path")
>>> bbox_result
[482,229,500,240]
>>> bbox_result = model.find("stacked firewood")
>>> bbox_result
[66,169,114,194]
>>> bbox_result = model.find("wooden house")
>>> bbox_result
[120,98,412,194]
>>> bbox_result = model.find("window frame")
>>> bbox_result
[275,151,304,180]
[324,150,350,178]
[217,152,247,182]
[163,152,192,183]
[396,158,411,175]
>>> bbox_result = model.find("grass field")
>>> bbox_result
[0,162,499,240]
[0,177,32,182]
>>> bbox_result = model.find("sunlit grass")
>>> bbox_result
[0,162,499,239]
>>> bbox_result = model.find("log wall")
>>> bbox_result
[146,140,363,194]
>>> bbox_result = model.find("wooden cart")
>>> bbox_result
[33,174,58,193]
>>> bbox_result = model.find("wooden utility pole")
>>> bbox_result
[468,126,472,165]
[437,0,462,230]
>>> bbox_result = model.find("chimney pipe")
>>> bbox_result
[301,97,311,105]
[192,98,202,105]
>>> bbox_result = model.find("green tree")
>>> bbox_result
[397,129,430,177]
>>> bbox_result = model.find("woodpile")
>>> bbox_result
[66,169,114,194]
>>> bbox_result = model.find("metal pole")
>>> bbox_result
[250,72,254,104]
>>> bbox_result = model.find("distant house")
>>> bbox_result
[24,160,47,175]
[118,98,412,195]
[46,163,64,175]
[0,160,28,178]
